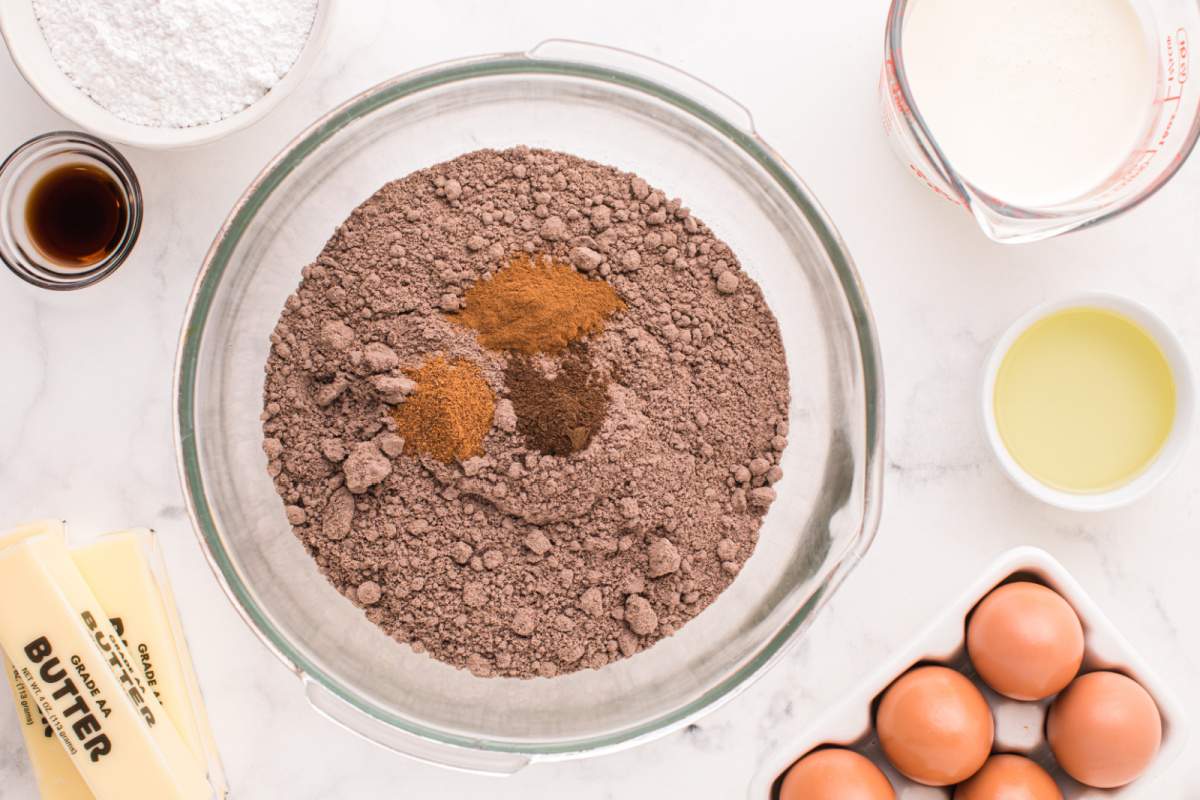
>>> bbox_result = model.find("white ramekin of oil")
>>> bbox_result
[982,293,1195,511]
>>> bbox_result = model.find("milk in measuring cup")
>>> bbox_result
[902,0,1156,207]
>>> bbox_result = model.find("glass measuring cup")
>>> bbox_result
[882,0,1200,243]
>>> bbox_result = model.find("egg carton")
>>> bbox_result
[749,547,1187,798]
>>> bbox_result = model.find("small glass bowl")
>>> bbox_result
[0,131,142,290]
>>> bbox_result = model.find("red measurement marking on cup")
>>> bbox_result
[1178,29,1190,84]
[882,58,965,208]
[885,58,912,116]
[1104,26,1189,198]
[907,163,966,207]
[1154,30,1190,149]
[1104,150,1159,198]
[1105,26,1194,199]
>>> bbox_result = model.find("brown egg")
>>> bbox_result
[954,754,1063,800]
[967,581,1084,701]
[1047,671,1162,788]
[876,665,994,786]
[779,748,895,800]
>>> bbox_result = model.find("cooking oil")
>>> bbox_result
[994,307,1175,493]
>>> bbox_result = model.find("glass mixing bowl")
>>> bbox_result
[175,41,884,773]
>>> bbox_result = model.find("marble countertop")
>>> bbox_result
[3,1,1200,797]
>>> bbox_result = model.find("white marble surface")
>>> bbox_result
[2,1,1200,797]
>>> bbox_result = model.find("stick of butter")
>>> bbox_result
[73,531,228,797]
[0,528,211,800]
[3,525,227,800]
[2,520,93,800]
[7,660,93,799]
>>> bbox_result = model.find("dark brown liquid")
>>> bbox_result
[25,164,126,268]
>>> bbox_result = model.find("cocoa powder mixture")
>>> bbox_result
[261,147,790,679]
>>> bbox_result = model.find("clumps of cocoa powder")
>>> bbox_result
[261,146,790,679]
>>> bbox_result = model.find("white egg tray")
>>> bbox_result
[749,547,1187,798]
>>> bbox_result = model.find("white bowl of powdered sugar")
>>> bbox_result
[0,0,330,149]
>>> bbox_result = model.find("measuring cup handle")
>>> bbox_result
[302,677,532,775]
[526,39,757,135]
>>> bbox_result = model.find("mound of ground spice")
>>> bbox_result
[506,346,609,457]
[261,146,791,680]
[450,252,625,354]
[392,355,495,463]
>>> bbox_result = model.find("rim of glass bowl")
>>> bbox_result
[174,47,885,758]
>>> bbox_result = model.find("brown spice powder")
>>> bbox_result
[392,355,495,463]
[449,253,625,354]
[506,346,609,457]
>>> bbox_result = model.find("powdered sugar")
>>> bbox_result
[33,0,317,128]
